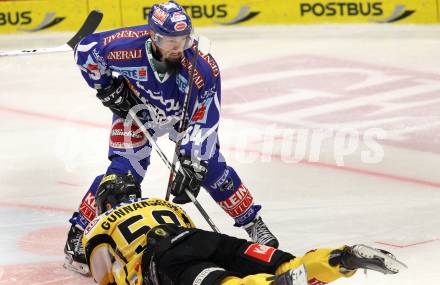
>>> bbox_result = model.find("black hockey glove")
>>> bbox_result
[96,76,141,118]
[171,157,208,204]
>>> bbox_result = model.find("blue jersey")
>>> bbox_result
[74,25,221,162]
[71,25,262,229]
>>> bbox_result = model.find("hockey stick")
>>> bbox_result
[126,36,219,232]
[0,10,103,57]
[127,108,220,233]
[164,37,201,202]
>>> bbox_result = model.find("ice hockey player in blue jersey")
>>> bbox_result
[64,1,279,275]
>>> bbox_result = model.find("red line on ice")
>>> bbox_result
[226,146,440,188]
[56,181,81,187]
[0,201,73,213]
[375,239,440,248]
[0,105,107,129]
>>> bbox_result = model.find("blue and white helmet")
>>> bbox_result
[148,1,192,37]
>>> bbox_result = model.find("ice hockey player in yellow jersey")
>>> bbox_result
[81,173,407,285]
[82,173,195,284]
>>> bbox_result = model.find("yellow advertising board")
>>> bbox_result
[284,0,438,24]
[119,0,438,26]
[87,0,122,31]
[103,0,440,27]
[0,0,88,34]
[0,0,438,35]
[119,0,267,27]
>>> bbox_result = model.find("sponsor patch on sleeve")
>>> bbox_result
[79,192,97,222]
[244,243,276,263]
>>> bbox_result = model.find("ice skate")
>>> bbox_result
[330,244,408,274]
[244,216,279,248]
[63,224,90,276]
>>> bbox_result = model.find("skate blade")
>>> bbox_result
[290,264,308,285]
[63,255,91,276]
[355,245,408,274]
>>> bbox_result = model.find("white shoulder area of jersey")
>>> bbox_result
[76,41,98,53]
[83,215,103,237]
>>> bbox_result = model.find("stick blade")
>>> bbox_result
[66,10,103,49]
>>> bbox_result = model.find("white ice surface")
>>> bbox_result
[0,25,439,284]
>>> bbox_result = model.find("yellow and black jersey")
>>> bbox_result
[82,197,196,285]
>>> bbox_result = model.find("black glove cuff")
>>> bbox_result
[96,77,140,118]
[180,157,208,179]
[96,78,126,106]
[170,157,208,204]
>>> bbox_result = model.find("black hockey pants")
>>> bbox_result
[142,224,294,285]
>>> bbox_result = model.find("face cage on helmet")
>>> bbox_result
[152,31,194,51]
[97,192,139,215]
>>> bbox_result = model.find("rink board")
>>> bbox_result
[0,0,439,34]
